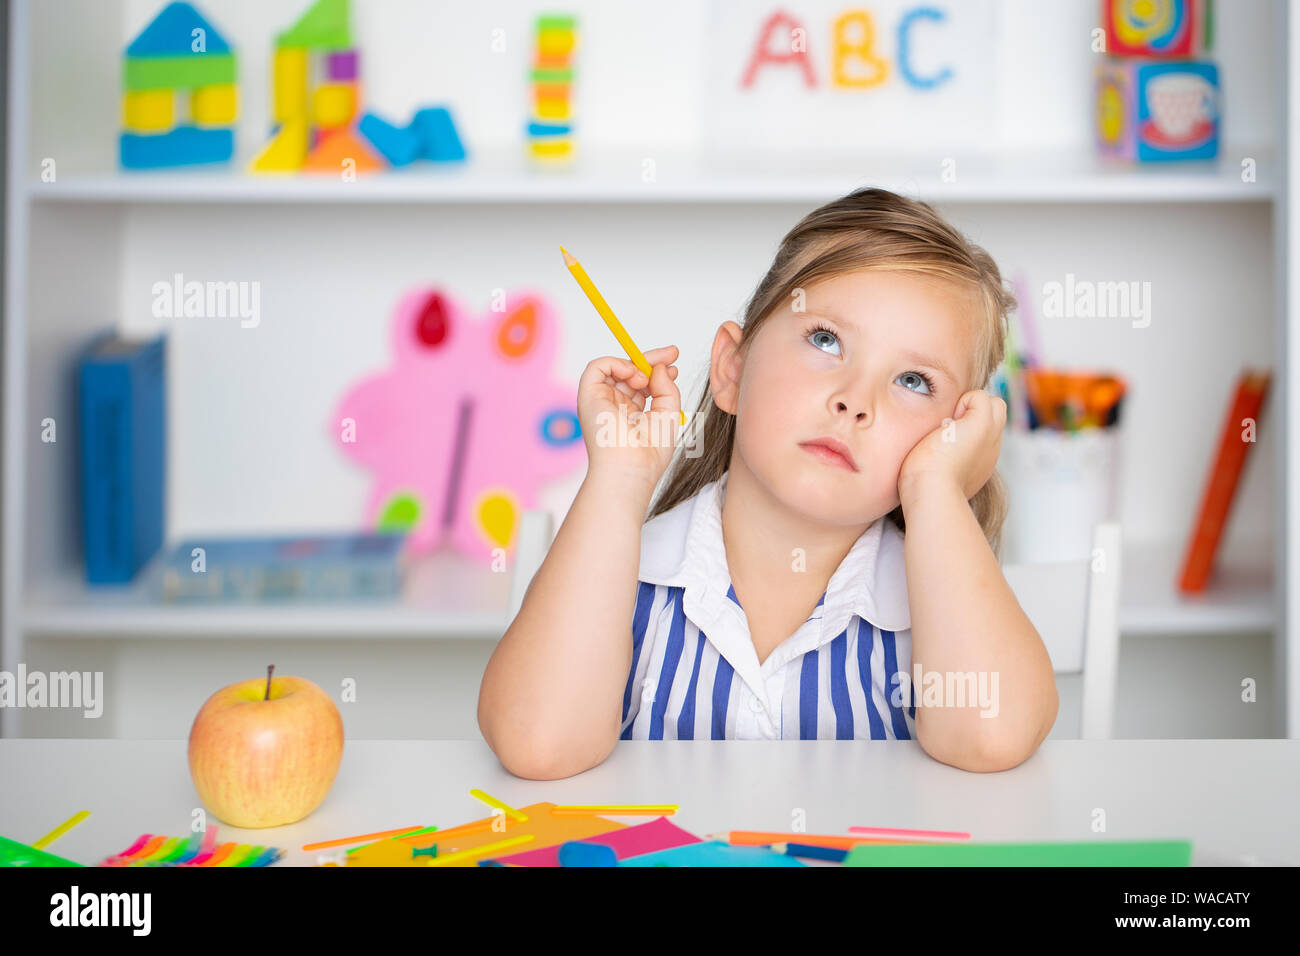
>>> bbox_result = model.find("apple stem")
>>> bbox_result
[265,664,274,701]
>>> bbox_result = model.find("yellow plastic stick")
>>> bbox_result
[468,788,528,822]
[425,833,536,866]
[32,810,89,849]
[561,246,687,426]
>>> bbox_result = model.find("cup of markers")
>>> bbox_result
[993,361,1127,564]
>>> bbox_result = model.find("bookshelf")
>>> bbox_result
[2,0,1293,739]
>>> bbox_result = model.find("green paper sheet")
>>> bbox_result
[0,834,84,867]
[843,840,1192,867]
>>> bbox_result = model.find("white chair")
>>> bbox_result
[509,511,1122,738]
[1000,522,1122,740]
[507,509,556,621]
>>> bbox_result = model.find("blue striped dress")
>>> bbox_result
[621,471,917,741]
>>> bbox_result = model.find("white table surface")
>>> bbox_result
[2,739,1297,866]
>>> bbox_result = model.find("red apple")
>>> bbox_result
[188,667,344,829]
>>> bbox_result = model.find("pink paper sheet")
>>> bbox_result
[490,816,702,866]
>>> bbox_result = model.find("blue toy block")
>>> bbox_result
[526,121,572,137]
[358,112,423,166]
[120,126,234,168]
[557,841,618,867]
[127,2,231,57]
[412,107,466,162]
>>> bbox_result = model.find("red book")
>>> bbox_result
[1178,370,1271,593]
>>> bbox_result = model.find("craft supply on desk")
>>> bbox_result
[848,824,971,840]
[32,810,91,849]
[774,842,849,862]
[561,246,687,426]
[468,787,529,821]
[302,824,425,852]
[97,826,285,867]
[843,839,1192,867]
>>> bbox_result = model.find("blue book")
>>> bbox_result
[159,532,406,602]
[78,333,166,584]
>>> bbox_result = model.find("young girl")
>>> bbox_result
[479,187,1058,779]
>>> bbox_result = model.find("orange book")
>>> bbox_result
[1178,369,1271,593]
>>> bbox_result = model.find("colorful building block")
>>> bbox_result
[121,126,234,168]
[277,0,352,50]
[250,118,308,172]
[1096,59,1219,161]
[303,126,384,173]
[126,1,231,56]
[326,49,359,80]
[124,52,235,91]
[122,88,175,132]
[312,82,357,129]
[121,2,235,168]
[191,82,237,125]
[273,46,309,123]
[412,107,466,161]
[527,14,577,164]
[1103,0,1212,57]
[357,112,423,166]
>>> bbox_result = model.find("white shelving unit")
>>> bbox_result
[3,0,1294,739]
[23,147,1278,205]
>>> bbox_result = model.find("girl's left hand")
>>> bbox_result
[899,389,1007,502]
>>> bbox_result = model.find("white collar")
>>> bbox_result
[638,469,912,638]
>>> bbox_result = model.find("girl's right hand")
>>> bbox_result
[577,345,682,492]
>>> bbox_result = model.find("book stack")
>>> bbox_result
[159,531,406,602]
[526,14,577,164]
[78,332,166,584]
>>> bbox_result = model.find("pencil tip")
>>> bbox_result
[560,246,575,265]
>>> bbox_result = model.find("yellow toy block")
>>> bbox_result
[534,95,571,121]
[529,138,573,160]
[312,83,356,129]
[191,83,237,125]
[273,47,309,123]
[250,117,308,173]
[537,28,575,59]
[122,88,174,133]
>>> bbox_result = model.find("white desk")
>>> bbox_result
[1,739,1297,866]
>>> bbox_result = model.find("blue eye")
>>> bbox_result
[806,323,841,356]
[897,371,936,395]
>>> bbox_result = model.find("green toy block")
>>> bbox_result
[531,66,573,84]
[124,53,236,92]
[276,0,352,50]
[537,15,575,32]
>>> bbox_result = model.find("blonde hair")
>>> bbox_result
[646,187,1016,557]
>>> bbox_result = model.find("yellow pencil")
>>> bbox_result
[561,246,686,426]
[425,833,536,866]
[32,810,89,849]
[468,788,529,822]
